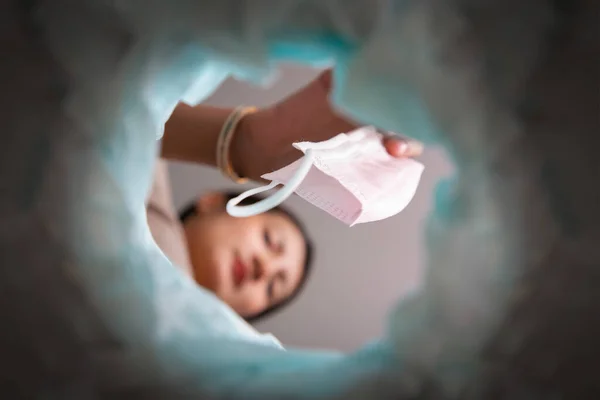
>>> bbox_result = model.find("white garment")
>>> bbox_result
[146,160,193,275]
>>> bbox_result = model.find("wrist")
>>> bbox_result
[162,104,232,167]
[229,111,265,182]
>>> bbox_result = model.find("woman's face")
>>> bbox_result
[183,193,307,317]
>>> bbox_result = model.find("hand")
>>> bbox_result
[231,70,424,181]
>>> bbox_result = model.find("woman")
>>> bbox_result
[151,70,422,320]
[147,159,313,321]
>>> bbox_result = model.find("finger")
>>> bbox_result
[383,137,424,158]
[316,69,334,92]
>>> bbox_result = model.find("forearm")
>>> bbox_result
[161,103,233,167]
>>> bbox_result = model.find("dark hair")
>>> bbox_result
[179,191,314,323]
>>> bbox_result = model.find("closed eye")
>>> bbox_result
[267,271,286,301]
[264,229,284,254]
[264,230,273,248]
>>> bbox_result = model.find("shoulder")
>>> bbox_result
[146,159,193,276]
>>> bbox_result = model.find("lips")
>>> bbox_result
[232,257,247,287]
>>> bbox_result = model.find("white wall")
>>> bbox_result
[168,64,453,352]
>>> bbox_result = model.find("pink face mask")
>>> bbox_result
[226,127,425,226]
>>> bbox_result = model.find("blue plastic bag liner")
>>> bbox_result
[2,0,592,398]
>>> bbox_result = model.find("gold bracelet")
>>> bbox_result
[216,106,258,184]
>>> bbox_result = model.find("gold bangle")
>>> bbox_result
[216,106,258,184]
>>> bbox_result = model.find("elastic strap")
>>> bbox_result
[226,150,315,217]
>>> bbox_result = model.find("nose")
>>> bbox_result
[250,253,276,282]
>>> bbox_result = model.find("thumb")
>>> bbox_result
[383,137,424,158]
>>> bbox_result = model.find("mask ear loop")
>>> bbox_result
[226,150,315,217]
